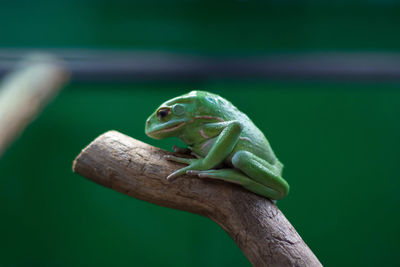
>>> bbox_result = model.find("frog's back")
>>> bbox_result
[198,91,282,169]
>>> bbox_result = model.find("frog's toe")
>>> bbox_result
[166,172,179,180]
[186,170,212,178]
[186,170,220,179]
[164,155,192,164]
[166,166,190,180]
[186,170,200,176]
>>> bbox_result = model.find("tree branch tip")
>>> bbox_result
[72,130,118,173]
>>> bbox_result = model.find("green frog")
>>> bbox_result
[145,91,289,200]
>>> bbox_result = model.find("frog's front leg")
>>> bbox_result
[188,151,289,200]
[165,120,242,180]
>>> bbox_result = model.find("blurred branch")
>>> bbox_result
[72,131,322,267]
[0,54,69,157]
[1,49,400,82]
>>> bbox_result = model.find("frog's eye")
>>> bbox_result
[172,104,185,116]
[157,108,170,120]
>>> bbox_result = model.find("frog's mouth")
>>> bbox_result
[146,121,186,139]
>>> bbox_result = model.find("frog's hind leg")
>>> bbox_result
[231,150,289,200]
[186,169,284,200]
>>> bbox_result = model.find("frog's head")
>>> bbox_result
[145,91,207,139]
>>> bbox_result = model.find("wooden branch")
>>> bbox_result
[0,54,68,156]
[73,131,322,267]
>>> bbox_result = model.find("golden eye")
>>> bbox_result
[157,108,170,119]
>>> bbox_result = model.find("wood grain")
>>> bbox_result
[73,130,322,267]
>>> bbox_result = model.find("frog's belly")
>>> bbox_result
[193,137,217,157]
[192,137,233,167]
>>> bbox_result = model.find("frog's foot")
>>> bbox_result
[164,155,193,164]
[187,169,246,185]
[164,155,208,181]
[187,168,285,200]
[164,155,192,180]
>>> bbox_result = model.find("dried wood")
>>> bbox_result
[73,130,322,267]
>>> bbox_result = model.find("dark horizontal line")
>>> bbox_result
[1,49,400,82]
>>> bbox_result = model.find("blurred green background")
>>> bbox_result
[1,1,400,266]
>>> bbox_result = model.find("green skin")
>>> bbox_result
[145,91,289,200]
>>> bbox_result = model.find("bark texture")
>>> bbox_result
[0,54,68,156]
[73,130,322,267]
